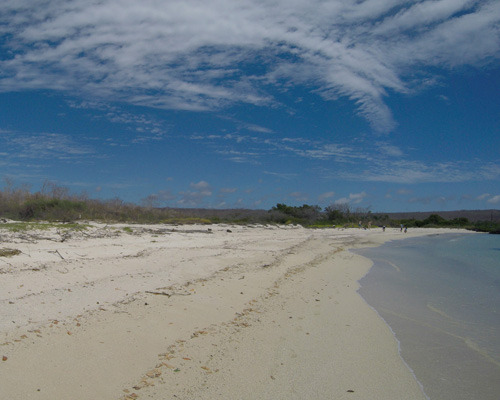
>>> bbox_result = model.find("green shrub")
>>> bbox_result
[20,198,87,221]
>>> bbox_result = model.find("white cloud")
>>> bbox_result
[190,181,211,191]
[252,199,263,207]
[407,194,456,206]
[289,191,309,202]
[178,191,211,207]
[1,131,94,160]
[220,187,238,194]
[349,191,368,204]
[263,171,298,180]
[141,190,176,207]
[242,123,274,134]
[340,160,500,184]
[199,133,362,163]
[68,100,168,142]
[373,0,477,35]
[178,180,213,206]
[1,0,499,133]
[195,131,500,186]
[376,142,404,157]
[487,195,500,204]
[292,143,359,161]
[335,191,367,205]
[215,149,262,165]
[318,191,335,202]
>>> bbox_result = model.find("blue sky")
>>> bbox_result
[0,0,499,212]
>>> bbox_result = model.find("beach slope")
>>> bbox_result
[0,223,458,399]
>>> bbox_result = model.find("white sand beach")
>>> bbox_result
[0,223,473,399]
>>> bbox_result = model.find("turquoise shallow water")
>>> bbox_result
[355,233,500,400]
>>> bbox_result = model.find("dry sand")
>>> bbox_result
[0,222,471,399]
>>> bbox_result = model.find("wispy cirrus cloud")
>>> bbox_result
[338,159,500,184]
[263,171,298,180]
[68,100,168,142]
[1,0,499,133]
[0,130,95,160]
[219,187,238,194]
[192,131,500,185]
[192,132,363,164]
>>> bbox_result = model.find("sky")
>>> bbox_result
[0,0,499,212]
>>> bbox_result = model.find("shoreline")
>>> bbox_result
[0,223,473,399]
[354,232,499,400]
[354,267,430,400]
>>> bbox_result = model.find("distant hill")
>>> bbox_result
[375,209,500,223]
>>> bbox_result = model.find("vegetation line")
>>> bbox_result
[0,180,499,233]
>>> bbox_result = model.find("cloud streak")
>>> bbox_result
[0,130,95,160]
[338,159,500,184]
[191,131,500,185]
[1,0,499,132]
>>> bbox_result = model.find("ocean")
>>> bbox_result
[354,233,500,400]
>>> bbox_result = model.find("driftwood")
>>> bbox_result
[48,249,65,260]
[145,291,172,297]
[145,290,191,297]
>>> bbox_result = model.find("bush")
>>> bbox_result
[422,214,446,226]
[270,203,322,225]
[20,198,87,221]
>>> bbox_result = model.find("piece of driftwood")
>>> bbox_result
[48,249,65,260]
[145,290,191,297]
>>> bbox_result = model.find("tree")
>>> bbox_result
[325,206,344,222]
[423,214,446,226]
[325,203,351,222]
[270,203,322,224]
